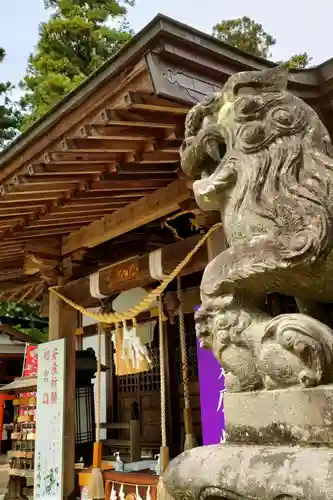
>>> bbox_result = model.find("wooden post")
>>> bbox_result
[104,329,114,424]
[49,288,78,500]
[129,419,141,462]
[163,321,176,456]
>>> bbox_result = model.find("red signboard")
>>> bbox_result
[20,345,38,413]
[23,344,38,377]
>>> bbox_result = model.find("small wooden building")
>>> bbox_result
[1,13,333,499]
[0,325,33,385]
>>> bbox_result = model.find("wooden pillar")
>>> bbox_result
[129,419,141,462]
[163,322,177,457]
[104,330,114,424]
[49,289,78,500]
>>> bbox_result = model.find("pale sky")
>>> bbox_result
[0,0,332,96]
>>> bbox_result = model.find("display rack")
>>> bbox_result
[0,377,37,500]
[7,393,36,500]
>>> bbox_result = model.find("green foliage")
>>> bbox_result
[13,325,48,344]
[288,52,312,69]
[0,48,22,149]
[212,16,311,68]
[0,300,43,321]
[212,17,276,59]
[20,0,134,127]
[0,300,48,343]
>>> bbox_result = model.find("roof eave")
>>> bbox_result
[2,14,329,171]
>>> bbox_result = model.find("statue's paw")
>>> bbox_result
[225,372,243,393]
[225,370,263,393]
[263,375,279,390]
[193,178,220,211]
[261,313,333,388]
[298,368,320,388]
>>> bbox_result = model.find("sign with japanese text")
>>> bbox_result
[81,486,89,500]
[20,344,38,408]
[23,344,38,377]
[196,338,226,445]
[34,339,66,500]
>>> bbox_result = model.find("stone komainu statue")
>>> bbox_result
[180,65,333,392]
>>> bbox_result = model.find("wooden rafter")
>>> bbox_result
[0,89,186,266]
[62,179,191,255]
[0,280,44,303]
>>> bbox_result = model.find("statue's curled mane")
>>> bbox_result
[182,71,333,264]
[225,90,333,261]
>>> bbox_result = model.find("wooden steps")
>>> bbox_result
[102,421,132,460]
[104,439,131,447]
[101,422,130,430]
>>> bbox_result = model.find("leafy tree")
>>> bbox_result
[0,300,48,343]
[288,52,312,69]
[213,17,276,59]
[0,48,21,149]
[212,16,311,68]
[20,0,134,127]
[0,300,45,322]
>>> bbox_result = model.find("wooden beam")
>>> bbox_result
[116,164,177,175]
[28,163,108,175]
[123,91,189,115]
[60,137,141,152]
[40,208,117,219]
[98,108,177,129]
[102,172,177,182]
[44,151,119,163]
[24,237,61,259]
[62,179,192,255]
[79,124,183,142]
[18,173,95,184]
[24,237,61,253]
[59,233,206,306]
[89,179,170,191]
[24,254,58,276]
[0,278,43,296]
[0,205,44,216]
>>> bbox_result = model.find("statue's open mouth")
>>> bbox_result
[180,132,227,180]
[201,141,227,178]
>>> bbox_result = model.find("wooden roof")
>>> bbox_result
[0,376,37,392]
[0,323,39,345]
[1,14,333,294]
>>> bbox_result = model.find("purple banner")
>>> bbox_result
[196,338,225,445]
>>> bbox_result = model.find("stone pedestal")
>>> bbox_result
[225,385,333,445]
[163,386,333,500]
[164,444,333,500]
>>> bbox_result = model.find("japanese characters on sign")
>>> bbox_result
[108,260,139,285]
[196,336,226,446]
[34,339,66,500]
[20,344,38,407]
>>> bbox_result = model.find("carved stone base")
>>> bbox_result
[225,384,333,445]
[164,444,333,500]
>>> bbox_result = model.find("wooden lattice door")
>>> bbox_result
[117,346,161,452]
